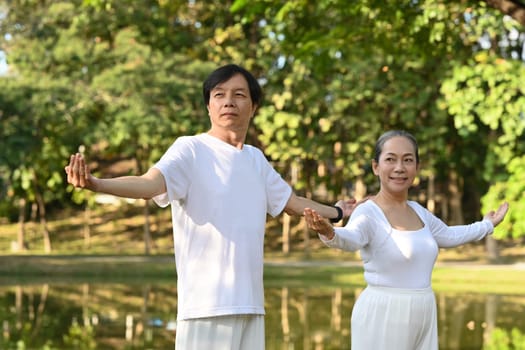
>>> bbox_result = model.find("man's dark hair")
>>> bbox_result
[203,64,263,107]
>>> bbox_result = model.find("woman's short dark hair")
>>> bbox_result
[202,64,263,107]
[373,130,419,164]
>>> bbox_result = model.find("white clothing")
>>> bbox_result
[153,133,292,321]
[322,200,494,289]
[320,200,493,350]
[351,286,437,350]
[175,314,265,350]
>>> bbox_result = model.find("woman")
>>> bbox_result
[304,130,508,350]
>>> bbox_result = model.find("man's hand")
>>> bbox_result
[65,153,95,190]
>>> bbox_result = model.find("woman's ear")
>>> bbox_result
[372,160,379,175]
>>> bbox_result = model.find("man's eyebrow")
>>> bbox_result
[212,86,248,91]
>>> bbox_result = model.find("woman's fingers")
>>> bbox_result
[494,202,509,225]
[304,208,322,230]
[485,202,509,227]
[307,209,330,231]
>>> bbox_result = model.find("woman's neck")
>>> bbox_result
[373,190,408,208]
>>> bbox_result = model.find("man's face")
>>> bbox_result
[207,73,257,133]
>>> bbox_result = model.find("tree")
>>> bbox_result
[0,0,213,252]
[1,0,523,256]
[232,0,525,240]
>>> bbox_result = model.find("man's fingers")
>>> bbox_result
[64,153,89,188]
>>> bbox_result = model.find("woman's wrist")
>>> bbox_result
[321,227,336,240]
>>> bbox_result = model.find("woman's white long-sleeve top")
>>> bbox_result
[320,200,494,289]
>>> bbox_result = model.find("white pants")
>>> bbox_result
[175,314,265,350]
[351,285,438,350]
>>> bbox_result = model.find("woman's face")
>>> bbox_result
[372,136,419,195]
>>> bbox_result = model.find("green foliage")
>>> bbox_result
[1,0,524,242]
[440,47,524,236]
[63,319,96,350]
[440,57,525,165]
[482,156,525,239]
[0,322,55,350]
[483,327,525,350]
[0,0,214,219]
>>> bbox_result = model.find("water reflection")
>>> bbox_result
[0,283,524,349]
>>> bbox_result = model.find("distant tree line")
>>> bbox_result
[0,0,523,255]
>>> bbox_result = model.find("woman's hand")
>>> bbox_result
[483,202,509,227]
[335,196,370,219]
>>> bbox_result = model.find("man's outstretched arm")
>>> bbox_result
[65,153,166,200]
[283,192,361,222]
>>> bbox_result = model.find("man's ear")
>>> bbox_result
[251,104,258,118]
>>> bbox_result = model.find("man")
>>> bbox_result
[65,64,357,349]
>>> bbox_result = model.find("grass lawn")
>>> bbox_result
[1,254,524,296]
[1,203,524,295]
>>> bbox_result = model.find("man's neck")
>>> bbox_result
[207,130,246,149]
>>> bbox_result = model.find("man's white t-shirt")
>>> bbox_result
[153,133,292,320]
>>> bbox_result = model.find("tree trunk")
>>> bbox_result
[485,235,500,262]
[448,169,464,225]
[82,283,91,327]
[440,195,449,222]
[35,191,51,253]
[427,173,436,213]
[282,213,291,254]
[16,286,22,330]
[136,157,152,255]
[354,176,367,200]
[302,216,310,258]
[283,161,298,255]
[447,298,469,349]
[483,295,500,345]
[30,202,37,221]
[331,288,343,349]
[141,284,151,338]
[483,0,525,26]
[280,287,291,345]
[143,200,151,255]
[16,198,27,251]
[30,284,49,338]
[84,204,91,249]
[301,291,312,349]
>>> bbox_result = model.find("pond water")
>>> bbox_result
[0,282,524,349]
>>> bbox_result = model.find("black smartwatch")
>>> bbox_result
[330,206,343,223]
